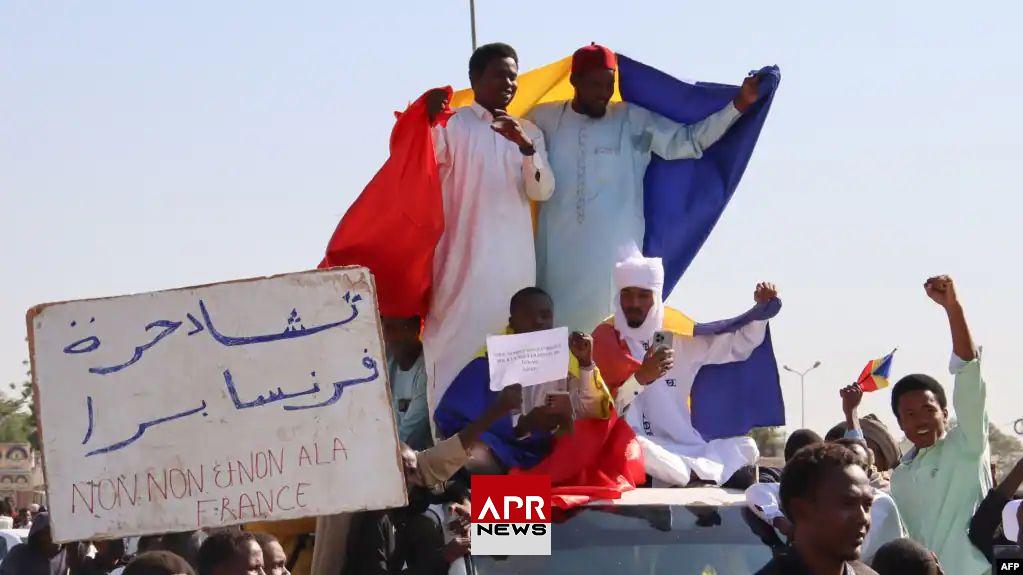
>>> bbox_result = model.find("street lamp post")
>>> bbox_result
[783,361,821,429]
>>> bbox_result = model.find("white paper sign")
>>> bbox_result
[486,327,570,391]
[27,267,406,542]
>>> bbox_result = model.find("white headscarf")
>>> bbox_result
[613,249,665,348]
[1003,499,1021,543]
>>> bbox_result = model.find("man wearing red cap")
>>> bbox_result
[528,43,761,334]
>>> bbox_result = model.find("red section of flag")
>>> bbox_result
[510,412,646,510]
[592,323,642,395]
[471,475,552,524]
[319,87,454,318]
[856,361,874,387]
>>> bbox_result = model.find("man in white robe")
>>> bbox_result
[529,44,760,333]
[422,43,555,418]
[591,252,781,487]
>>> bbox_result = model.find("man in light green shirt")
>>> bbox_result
[889,275,991,574]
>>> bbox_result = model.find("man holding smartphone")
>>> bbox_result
[592,250,782,487]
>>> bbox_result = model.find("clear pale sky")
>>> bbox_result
[2,1,1021,440]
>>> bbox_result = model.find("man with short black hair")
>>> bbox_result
[123,551,196,575]
[755,443,877,574]
[870,538,944,575]
[252,534,288,575]
[784,429,823,463]
[197,532,264,575]
[420,42,555,419]
[888,275,990,575]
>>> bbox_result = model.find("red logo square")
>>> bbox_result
[471,475,551,524]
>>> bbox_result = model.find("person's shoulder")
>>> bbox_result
[850,560,879,574]
[592,320,620,340]
[526,101,564,124]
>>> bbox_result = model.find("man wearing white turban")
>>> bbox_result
[592,251,782,486]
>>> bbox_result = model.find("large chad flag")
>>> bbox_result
[319,52,781,315]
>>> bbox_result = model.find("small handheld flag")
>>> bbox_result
[856,349,896,392]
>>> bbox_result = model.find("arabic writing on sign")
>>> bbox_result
[64,291,379,457]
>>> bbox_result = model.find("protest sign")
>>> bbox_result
[27,267,406,542]
[486,327,569,391]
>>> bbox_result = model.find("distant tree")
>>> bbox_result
[990,422,1023,484]
[1,360,38,450]
[749,426,786,457]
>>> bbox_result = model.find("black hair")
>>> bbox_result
[784,429,823,462]
[871,538,938,575]
[469,43,518,80]
[890,374,947,420]
[197,531,256,575]
[124,551,197,575]
[832,437,871,468]
[779,442,862,523]
[252,532,279,550]
[509,286,551,314]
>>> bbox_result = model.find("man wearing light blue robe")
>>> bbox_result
[528,44,762,333]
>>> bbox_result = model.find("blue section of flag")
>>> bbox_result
[690,325,784,440]
[434,357,551,469]
[874,353,894,378]
[617,56,781,295]
[617,57,784,441]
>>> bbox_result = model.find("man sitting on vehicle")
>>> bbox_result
[434,287,613,472]
[592,250,782,487]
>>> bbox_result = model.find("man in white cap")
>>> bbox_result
[967,455,1023,562]
[592,250,781,487]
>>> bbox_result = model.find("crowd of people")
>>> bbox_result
[746,276,1021,574]
[7,41,1019,575]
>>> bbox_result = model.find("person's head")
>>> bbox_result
[27,512,61,558]
[468,42,519,111]
[871,538,944,575]
[824,417,899,473]
[891,374,948,450]
[28,503,40,514]
[252,533,289,575]
[613,251,665,334]
[161,531,207,569]
[0,499,11,516]
[509,287,553,334]
[1003,500,1023,546]
[570,43,616,118]
[94,538,127,566]
[618,287,655,328]
[124,551,197,575]
[381,316,421,354]
[780,443,873,563]
[784,429,823,462]
[198,531,264,575]
[832,437,872,469]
